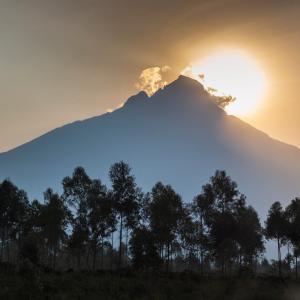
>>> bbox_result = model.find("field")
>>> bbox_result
[1,268,300,300]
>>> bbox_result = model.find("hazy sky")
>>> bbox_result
[1,0,300,152]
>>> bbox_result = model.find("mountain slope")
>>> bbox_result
[0,75,299,215]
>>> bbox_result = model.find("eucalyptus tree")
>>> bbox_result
[192,186,214,273]
[109,161,140,268]
[40,188,70,269]
[265,201,289,276]
[0,179,30,263]
[148,182,185,271]
[87,180,116,270]
[62,167,92,269]
[200,170,240,273]
[234,197,264,266]
[129,226,161,270]
[285,198,300,276]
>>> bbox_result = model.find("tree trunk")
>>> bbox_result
[296,255,298,279]
[92,243,97,271]
[287,242,291,273]
[110,232,114,270]
[278,237,282,277]
[6,240,10,263]
[86,248,89,270]
[200,214,204,275]
[77,253,81,270]
[166,243,170,273]
[125,228,128,266]
[101,238,104,269]
[221,252,225,274]
[0,238,3,262]
[53,246,57,270]
[1,228,5,262]
[118,215,123,268]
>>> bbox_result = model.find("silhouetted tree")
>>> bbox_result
[179,209,206,271]
[109,161,139,268]
[87,180,116,270]
[201,170,240,273]
[148,182,185,271]
[0,179,30,263]
[62,167,92,269]
[265,201,288,277]
[215,94,236,109]
[40,188,70,269]
[130,227,161,270]
[192,187,215,273]
[235,197,264,266]
[0,166,288,278]
[285,198,300,276]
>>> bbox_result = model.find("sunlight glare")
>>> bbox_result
[183,50,267,117]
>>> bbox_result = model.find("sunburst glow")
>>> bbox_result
[182,50,267,117]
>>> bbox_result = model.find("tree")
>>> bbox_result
[179,208,206,271]
[265,201,288,276]
[215,94,236,109]
[40,188,70,269]
[148,182,185,271]
[109,161,139,268]
[129,227,161,270]
[285,198,300,277]
[87,180,116,270]
[0,179,30,263]
[235,197,264,267]
[62,167,92,269]
[19,233,40,265]
[200,170,240,273]
[192,186,215,273]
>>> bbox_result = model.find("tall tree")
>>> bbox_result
[192,186,214,273]
[129,227,161,271]
[201,170,240,273]
[235,197,264,267]
[148,182,185,271]
[62,167,92,269]
[40,188,70,269]
[0,179,30,263]
[265,201,288,277]
[109,161,139,268]
[87,180,116,270]
[285,198,300,277]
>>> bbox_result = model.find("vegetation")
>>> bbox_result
[0,162,300,299]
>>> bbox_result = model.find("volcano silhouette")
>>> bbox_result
[0,75,299,215]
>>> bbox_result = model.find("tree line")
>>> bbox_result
[0,161,299,276]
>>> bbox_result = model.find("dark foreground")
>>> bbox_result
[1,270,300,300]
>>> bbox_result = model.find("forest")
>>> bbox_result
[1,161,300,299]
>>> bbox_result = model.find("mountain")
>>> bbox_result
[0,75,299,216]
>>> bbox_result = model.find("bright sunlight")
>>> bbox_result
[182,50,267,117]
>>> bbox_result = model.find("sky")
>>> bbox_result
[1,0,300,152]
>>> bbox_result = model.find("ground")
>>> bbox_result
[1,268,300,300]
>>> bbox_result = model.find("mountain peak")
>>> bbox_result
[123,90,148,109]
[168,75,207,91]
[152,74,212,103]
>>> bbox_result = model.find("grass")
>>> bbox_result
[0,269,299,300]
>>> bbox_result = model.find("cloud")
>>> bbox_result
[136,66,170,96]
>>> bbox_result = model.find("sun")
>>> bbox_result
[182,50,267,117]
